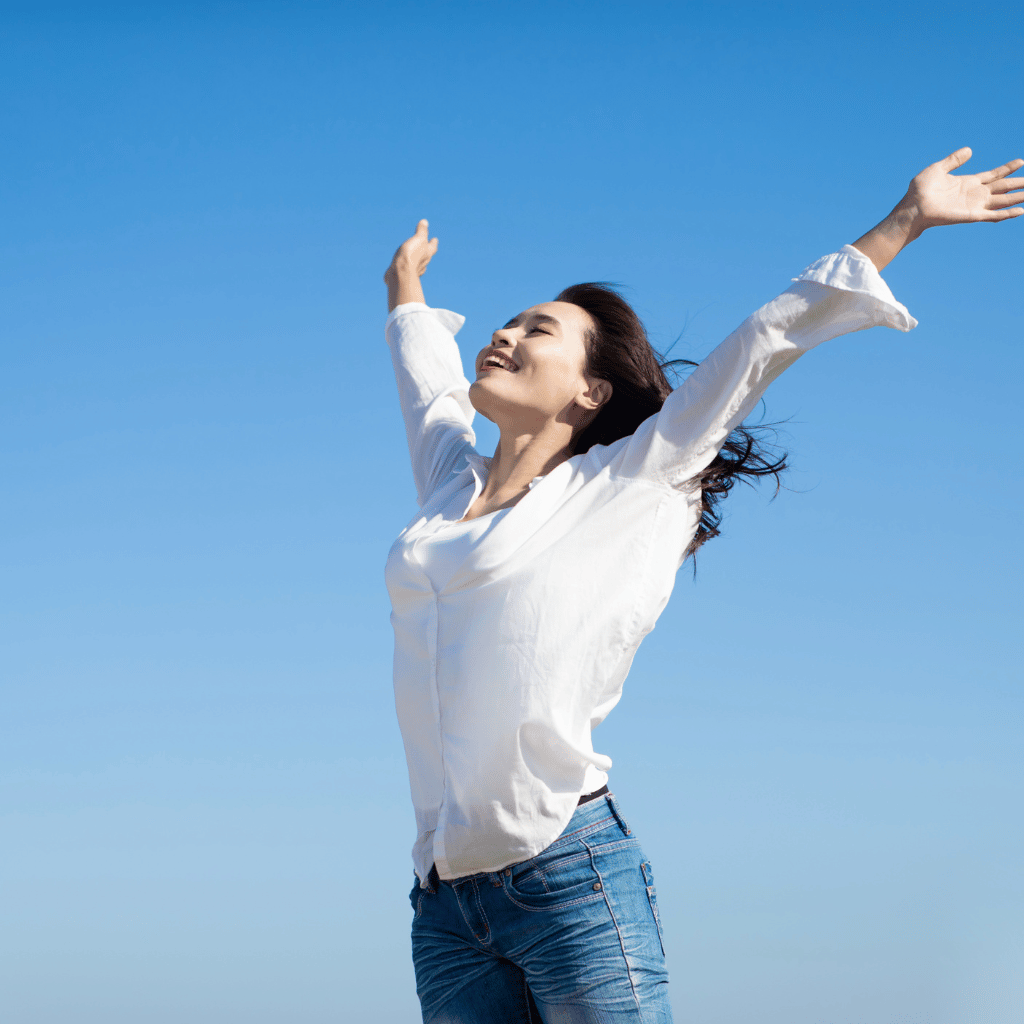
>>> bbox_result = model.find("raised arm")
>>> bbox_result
[852,147,1024,271]
[383,220,479,506]
[601,147,1023,491]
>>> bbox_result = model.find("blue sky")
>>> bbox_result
[1,2,1021,1022]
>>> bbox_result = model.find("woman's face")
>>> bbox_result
[468,301,610,430]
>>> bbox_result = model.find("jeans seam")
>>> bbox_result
[583,837,646,1022]
[606,793,633,837]
[452,880,481,944]
[576,837,637,855]
[501,888,606,913]
[641,861,665,957]
[543,812,618,851]
[521,849,592,872]
[470,878,491,945]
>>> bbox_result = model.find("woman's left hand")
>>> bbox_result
[907,147,1024,228]
[852,147,1023,271]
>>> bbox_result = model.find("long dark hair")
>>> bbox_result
[555,281,787,560]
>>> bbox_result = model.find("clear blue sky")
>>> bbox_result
[1,3,1021,1022]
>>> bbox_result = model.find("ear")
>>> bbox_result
[576,377,613,412]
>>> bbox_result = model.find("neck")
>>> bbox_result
[481,422,574,506]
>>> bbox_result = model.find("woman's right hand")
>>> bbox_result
[385,219,439,311]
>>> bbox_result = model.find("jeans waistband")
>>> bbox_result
[423,790,629,893]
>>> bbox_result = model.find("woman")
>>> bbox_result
[382,148,1022,1024]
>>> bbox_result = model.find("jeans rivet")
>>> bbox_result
[505,868,511,877]
[593,882,602,890]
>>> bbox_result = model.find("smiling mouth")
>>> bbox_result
[480,353,519,373]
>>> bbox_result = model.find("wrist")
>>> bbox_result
[386,272,426,312]
[388,253,419,279]
[892,195,927,242]
[851,197,925,273]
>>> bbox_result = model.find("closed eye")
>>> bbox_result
[492,327,549,337]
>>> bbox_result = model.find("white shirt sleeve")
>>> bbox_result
[385,302,479,506]
[605,244,917,488]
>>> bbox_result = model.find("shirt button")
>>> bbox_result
[593,882,602,891]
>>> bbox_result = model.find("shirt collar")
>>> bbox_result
[461,452,546,490]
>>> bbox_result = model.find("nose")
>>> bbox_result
[491,327,514,346]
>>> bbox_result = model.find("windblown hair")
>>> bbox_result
[555,282,787,561]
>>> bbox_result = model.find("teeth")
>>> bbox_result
[483,354,517,371]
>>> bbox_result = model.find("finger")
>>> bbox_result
[989,175,1024,194]
[989,191,1024,210]
[415,218,430,237]
[987,207,1024,222]
[938,146,972,172]
[978,158,1024,184]
[429,237,439,253]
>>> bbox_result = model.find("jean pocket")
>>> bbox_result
[641,860,665,956]
[505,845,606,911]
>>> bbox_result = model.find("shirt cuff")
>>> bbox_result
[386,302,467,336]
[793,244,918,332]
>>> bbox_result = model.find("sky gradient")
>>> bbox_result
[1,3,1021,1022]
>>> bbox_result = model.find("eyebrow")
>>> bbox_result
[502,312,561,330]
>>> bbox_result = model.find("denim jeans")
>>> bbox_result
[409,793,673,1023]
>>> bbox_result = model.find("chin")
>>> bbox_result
[467,381,496,422]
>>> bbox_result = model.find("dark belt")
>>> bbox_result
[577,784,609,805]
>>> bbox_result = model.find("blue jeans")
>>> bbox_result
[409,793,673,1023]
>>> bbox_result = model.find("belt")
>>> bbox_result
[577,784,609,805]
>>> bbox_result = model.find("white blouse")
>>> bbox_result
[384,245,916,888]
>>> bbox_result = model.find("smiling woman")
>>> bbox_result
[380,149,1024,1024]
[463,299,612,520]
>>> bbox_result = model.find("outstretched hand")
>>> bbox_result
[852,147,1023,271]
[908,147,1024,228]
[384,219,439,312]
